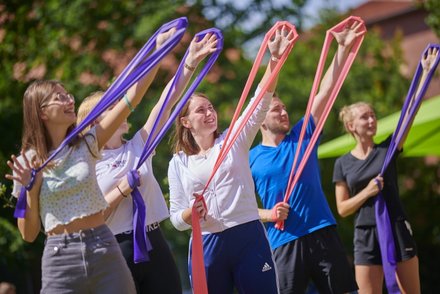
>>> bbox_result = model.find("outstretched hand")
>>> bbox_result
[331,20,365,49]
[185,33,219,68]
[5,151,42,189]
[421,47,439,71]
[268,25,295,59]
[156,27,177,49]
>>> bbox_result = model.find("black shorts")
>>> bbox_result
[273,226,358,294]
[115,224,182,294]
[354,220,417,265]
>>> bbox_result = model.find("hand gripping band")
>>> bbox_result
[14,17,187,217]
[190,21,299,294]
[275,16,366,231]
[375,43,440,293]
[127,28,223,264]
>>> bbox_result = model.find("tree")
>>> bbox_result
[1,1,439,292]
[424,0,440,37]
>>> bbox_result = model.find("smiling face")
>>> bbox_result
[181,95,218,137]
[348,104,377,139]
[40,84,76,128]
[262,96,290,135]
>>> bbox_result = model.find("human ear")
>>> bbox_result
[39,110,49,121]
[180,117,191,129]
[347,121,355,132]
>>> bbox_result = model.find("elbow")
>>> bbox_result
[337,207,351,218]
[18,220,39,242]
[170,212,191,232]
[21,231,38,243]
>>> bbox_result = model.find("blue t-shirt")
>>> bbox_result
[250,117,336,249]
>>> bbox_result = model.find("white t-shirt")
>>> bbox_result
[168,88,273,234]
[96,131,169,235]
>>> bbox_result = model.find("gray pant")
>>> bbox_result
[41,224,135,294]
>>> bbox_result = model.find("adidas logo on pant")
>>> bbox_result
[262,262,272,272]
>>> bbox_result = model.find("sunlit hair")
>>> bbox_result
[171,92,219,155]
[339,102,374,135]
[77,91,104,135]
[21,80,75,165]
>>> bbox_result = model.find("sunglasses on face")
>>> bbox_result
[40,92,75,108]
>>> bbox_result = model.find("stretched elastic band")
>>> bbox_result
[190,21,298,294]
[274,16,366,231]
[127,28,223,265]
[13,17,188,219]
[375,43,440,293]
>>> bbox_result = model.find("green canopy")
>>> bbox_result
[318,95,440,158]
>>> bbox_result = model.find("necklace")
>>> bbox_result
[198,146,213,159]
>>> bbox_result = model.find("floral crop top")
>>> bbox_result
[13,127,109,232]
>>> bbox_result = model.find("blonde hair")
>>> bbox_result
[76,91,104,135]
[171,93,219,155]
[21,80,75,165]
[339,102,374,135]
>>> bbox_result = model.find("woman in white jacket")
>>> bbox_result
[168,26,294,294]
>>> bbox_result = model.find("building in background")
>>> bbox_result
[350,0,440,98]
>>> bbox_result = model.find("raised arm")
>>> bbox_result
[396,47,439,150]
[259,25,295,93]
[141,33,218,141]
[236,26,295,148]
[95,28,177,149]
[311,21,365,124]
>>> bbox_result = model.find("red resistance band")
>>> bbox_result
[190,21,299,294]
[275,15,366,230]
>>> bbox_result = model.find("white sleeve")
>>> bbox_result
[11,150,36,198]
[229,87,273,149]
[168,156,192,231]
[12,175,22,198]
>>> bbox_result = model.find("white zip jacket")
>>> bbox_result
[168,88,273,234]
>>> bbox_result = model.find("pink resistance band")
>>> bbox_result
[190,21,299,294]
[275,16,366,230]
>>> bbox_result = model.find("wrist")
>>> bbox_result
[270,55,281,62]
[116,185,129,198]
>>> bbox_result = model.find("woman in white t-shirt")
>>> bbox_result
[76,33,218,293]
[168,27,294,294]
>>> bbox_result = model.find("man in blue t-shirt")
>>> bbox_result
[250,22,364,294]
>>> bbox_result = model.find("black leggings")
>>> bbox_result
[115,226,182,294]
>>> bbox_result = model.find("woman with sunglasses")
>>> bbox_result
[6,28,176,293]
[76,33,218,293]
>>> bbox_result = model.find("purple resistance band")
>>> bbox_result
[14,17,188,219]
[376,43,440,293]
[127,28,223,263]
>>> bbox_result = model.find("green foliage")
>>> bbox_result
[191,0,307,46]
[1,0,439,292]
[424,0,440,37]
[0,217,27,266]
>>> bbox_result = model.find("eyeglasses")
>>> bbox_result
[40,92,75,108]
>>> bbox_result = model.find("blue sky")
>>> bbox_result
[303,0,368,27]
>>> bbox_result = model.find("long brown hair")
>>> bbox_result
[21,80,75,165]
[171,93,219,155]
